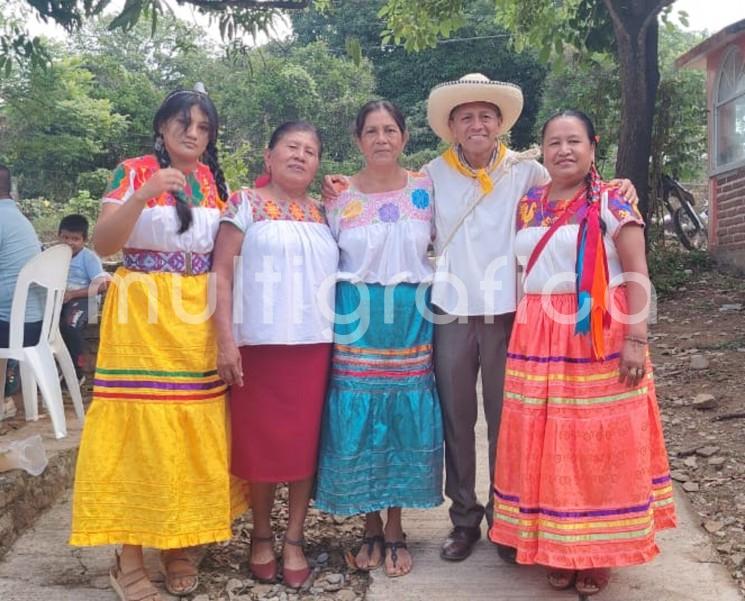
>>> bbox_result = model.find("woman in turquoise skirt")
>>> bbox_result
[315,100,443,577]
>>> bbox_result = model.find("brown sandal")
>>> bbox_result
[160,550,199,596]
[547,568,577,590]
[575,568,611,596]
[110,552,162,601]
[383,534,412,578]
[356,534,385,571]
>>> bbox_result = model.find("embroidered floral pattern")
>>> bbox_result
[104,155,223,210]
[411,188,430,209]
[341,199,364,221]
[288,201,305,221]
[327,171,433,232]
[607,188,643,223]
[516,184,643,231]
[224,188,327,224]
[263,199,283,220]
[379,202,400,222]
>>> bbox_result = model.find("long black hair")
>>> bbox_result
[152,90,228,234]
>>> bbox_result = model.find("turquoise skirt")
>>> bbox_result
[314,281,444,515]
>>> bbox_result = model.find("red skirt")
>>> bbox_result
[488,289,675,569]
[230,343,332,482]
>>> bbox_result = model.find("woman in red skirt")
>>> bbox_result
[213,121,339,589]
[488,110,675,596]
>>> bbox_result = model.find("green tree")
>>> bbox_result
[292,0,548,152]
[213,40,375,173]
[536,50,621,176]
[650,24,707,182]
[0,55,128,200]
[536,22,706,199]
[378,0,686,220]
[68,18,219,160]
[2,0,315,72]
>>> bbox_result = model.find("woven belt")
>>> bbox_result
[122,249,212,275]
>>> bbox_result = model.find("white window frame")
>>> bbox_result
[712,45,745,175]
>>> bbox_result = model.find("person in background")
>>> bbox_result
[0,164,43,420]
[488,110,675,596]
[70,87,245,601]
[314,100,444,578]
[214,121,338,590]
[57,213,111,385]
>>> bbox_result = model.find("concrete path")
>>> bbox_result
[367,415,743,601]
[0,492,182,601]
[0,416,742,600]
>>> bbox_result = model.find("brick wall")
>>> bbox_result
[714,165,745,271]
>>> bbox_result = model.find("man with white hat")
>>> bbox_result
[425,73,548,562]
[426,73,636,563]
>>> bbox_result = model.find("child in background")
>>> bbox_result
[58,214,110,384]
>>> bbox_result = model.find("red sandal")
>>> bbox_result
[249,534,278,583]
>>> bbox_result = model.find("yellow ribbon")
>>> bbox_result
[441,143,507,194]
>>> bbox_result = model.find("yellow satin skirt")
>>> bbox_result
[70,268,248,549]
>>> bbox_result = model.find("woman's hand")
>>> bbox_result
[321,174,349,202]
[217,339,244,388]
[618,339,646,387]
[608,178,638,206]
[137,167,187,201]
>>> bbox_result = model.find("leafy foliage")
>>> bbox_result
[292,0,548,151]
[650,25,707,181]
[0,55,128,201]
[2,0,316,75]
[0,12,376,219]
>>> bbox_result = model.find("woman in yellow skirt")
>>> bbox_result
[70,88,246,601]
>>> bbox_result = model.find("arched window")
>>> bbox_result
[715,46,745,169]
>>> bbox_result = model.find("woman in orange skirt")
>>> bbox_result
[488,110,675,596]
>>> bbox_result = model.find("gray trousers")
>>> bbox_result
[434,312,514,530]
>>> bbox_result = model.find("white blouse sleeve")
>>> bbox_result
[220,188,254,232]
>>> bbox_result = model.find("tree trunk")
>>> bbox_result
[602,0,676,238]
[611,11,660,224]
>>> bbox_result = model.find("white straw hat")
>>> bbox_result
[426,73,524,143]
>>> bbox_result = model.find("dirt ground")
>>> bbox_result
[650,260,745,597]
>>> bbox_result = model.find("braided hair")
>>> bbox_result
[152,89,228,234]
[204,140,229,203]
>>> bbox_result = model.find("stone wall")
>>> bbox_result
[0,444,78,559]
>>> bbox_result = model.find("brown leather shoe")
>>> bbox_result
[440,526,481,562]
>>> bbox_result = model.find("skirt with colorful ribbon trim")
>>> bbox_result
[70,267,247,549]
[488,287,675,569]
[314,281,444,515]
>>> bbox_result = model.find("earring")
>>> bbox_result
[154,134,164,153]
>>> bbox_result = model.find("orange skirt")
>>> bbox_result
[488,288,675,569]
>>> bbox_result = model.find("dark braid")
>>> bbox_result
[154,137,193,234]
[204,141,228,203]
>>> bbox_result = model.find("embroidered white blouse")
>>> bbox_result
[324,171,435,285]
[220,188,339,346]
[102,154,222,253]
[514,184,645,294]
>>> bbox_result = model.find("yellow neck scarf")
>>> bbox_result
[442,143,507,194]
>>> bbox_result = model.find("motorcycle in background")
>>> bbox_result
[657,174,708,251]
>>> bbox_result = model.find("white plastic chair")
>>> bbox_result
[0,244,85,438]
